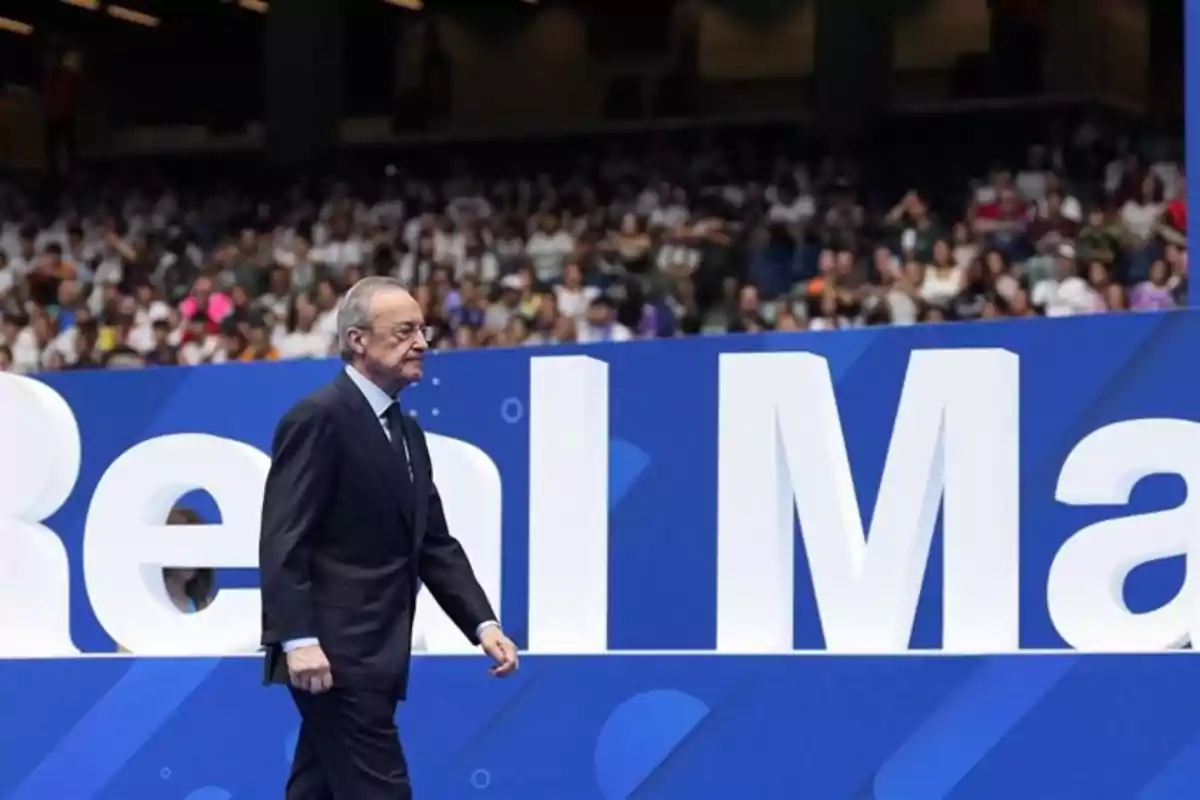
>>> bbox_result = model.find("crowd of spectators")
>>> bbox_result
[0,114,1187,374]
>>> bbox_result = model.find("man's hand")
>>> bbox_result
[287,643,333,694]
[480,626,519,677]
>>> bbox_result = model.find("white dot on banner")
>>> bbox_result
[432,408,440,417]
[432,377,441,387]
[470,768,491,789]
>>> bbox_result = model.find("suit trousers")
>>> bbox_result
[287,685,412,800]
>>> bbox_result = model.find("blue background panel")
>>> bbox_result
[10,312,1200,797]
[32,311,1200,653]
[2,655,1200,800]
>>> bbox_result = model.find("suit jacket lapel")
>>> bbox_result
[333,372,412,522]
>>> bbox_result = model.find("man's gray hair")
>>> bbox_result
[336,276,408,361]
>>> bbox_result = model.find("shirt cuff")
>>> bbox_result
[475,621,500,641]
[282,637,320,652]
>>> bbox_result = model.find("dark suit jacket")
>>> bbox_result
[259,370,496,698]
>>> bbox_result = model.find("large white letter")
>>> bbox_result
[412,434,503,654]
[0,374,80,656]
[527,356,609,653]
[83,433,269,655]
[1048,418,1200,651]
[717,349,1019,653]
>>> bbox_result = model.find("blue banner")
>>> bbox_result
[4,312,1200,796]
[2,654,1200,799]
[4,310,1198,654]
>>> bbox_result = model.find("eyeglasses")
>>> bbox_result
[380,323,433,343]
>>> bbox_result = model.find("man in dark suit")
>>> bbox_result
[260,276,518,800]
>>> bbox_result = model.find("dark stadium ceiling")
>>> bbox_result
[0,0,669,35]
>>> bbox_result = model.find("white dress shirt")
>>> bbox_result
[283,364,499,652]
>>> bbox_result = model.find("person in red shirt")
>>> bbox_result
[973,186,1031,256]
[1165,174,1187,233]
[1154,172,1188,250]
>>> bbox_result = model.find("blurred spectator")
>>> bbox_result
[144,319,179,365]
[163,508,216,613]
[179,313,219,365]
[1130,259,1178,312]
[1032,244,1105,317]
[577,296,632,343]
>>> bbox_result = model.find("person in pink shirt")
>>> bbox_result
[1129,259,1178,312]
[178,277,234,333]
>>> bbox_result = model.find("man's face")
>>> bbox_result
[0,348,10,371]
[357,290,428,386]
[192,279,212,302]
[585,303,609,327]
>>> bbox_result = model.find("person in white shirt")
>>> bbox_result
[431,217,467,270]
[576,296,632,344]
[552,262,599,321]
[648,187,691,230]
[1120,174,1166,243]
[767,185,816,225]
[275,294,334,359]
[918,241,964,307]
[0,252,12,298]
[0,313,39,373]
[1036,174,1082,222]
[1015,144,1052,203]
[636,184,664,217]
[525,214,575,283]
[6,226,37,281]
[311,279,342,342]
[1031,245,1104,317]
[366,187,406,230]
[310,215,365,274]
[126,283,172,353]
[178,315,220,365]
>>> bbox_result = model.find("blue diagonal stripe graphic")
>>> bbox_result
[9,659,219,800]
[609,439,650,508]
[1137,730,1200,800]
[873,656,1078,800]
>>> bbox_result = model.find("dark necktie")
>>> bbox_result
[383,403,415,497]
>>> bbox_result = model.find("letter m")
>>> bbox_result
[715,349,1019,653]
